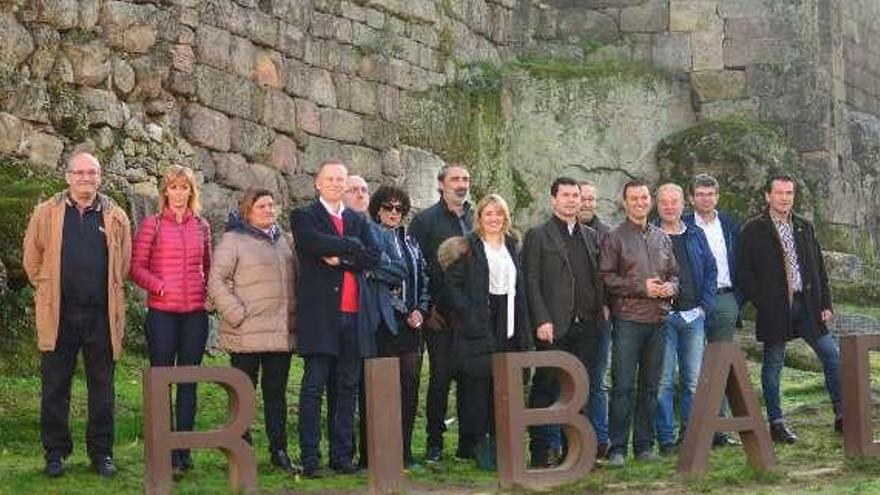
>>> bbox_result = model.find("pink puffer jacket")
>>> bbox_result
[130,207,212,313]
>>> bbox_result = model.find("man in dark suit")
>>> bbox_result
[291,159,380,477]
[522,176,605,467]
[737,174,841,444]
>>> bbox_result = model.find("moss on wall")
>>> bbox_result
[47,81,90,141]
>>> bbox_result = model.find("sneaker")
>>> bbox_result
[45,457,65,478]
[271,449,302,475]
[635,450,658,462]
[91,455,117,478]
[607,452,625,468]
[425,445,443,463]
[712,432,741,447]
[770,422,798,444]
[659,443,678,457]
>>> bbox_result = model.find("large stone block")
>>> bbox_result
[0,112,22,154]
[700,96,759,120]
[100,0,159,53]
[387,58,413,89]
[64,40,111,85]
[79,0,101,29]
[254,50,283,89]
[34,0,79,30]
[267,133,298,173]
[377,84,400,121]
[348,78,378,115]
[691,70,746,102]
[652,33,692,71]
[669,0,720,32]
[295,98,320,134]
[725,16,796,40]
[723,37,798,68]
[362,0,437,24]
[4,79,49,124]
[197,25,232,69]
[81,88,125,128]
[298,135,344,173]
[691,28,723,71]
[247,9,279,47]
[113,58,136,94]
[319,107,363,143]
[0,12,34,67]
[230,36,256,79]
[286,62,338,107]
[278,22,306,58]
[22,131,64,172]
[213,152,254,190]
[230,118,275,161]
[182,103,231,151]
[401,145,446,210]
[171,44,196,73]
[199,0,248,36]
[362,118,396,149]
[620,1,668,33]
[258,89,298,133]
[195,64,253,118]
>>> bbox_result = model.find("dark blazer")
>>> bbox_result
[736,211,832,344]
[522,217,604,342]
[361,221,407,340]
[652,220,717,316]
[684,210,743,305]
[290,200,380,356]
[439,233,529,378]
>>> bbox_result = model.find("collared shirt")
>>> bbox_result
[483,240,516,295]
[319,196,345,218]
[693,210,732,288]
[61,194,108,307]
[770,210,803,292]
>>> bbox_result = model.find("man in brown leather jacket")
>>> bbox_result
[600,179,678,467]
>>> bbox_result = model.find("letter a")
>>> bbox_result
[493,351,596,490]
[678,342,775,474]
[840,334,880,458]
[144,366,257,495]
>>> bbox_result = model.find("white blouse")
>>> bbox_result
[483,240,517,337]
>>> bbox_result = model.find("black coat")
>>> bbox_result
[290,201,380,356]
[736,211,832,344]
[439,233,529,378]
[522,217,605,342]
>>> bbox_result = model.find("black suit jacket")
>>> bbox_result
[522,216,604,342]
[290,200,380,356]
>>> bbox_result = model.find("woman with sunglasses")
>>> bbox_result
[436,193,528,469]
[367,186,430,468]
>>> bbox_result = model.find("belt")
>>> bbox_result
[716,287,734,295]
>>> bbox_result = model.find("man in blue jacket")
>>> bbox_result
[685,173,743,447]
[291,159,381,477]
[653,184,717,456]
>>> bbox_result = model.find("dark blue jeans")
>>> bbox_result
[761,295,842,424]
[609,319,665,456]
[146,309,208,463]
[299,313,362,468]
[231,352,293,452]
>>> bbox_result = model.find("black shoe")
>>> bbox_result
[45,457,65,478]
[596,442,609,460]
[835,417,844,433]
[455,447,475,460]
[770,423,798,444]
[425,445,442,463]
[712,432,741,448]
[271,449,302,474]
[331,461,361,475]
[302,461,323,479]
[659,443,678,457]
[91,456,117,478]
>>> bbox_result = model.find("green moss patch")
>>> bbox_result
[47,81,90,141]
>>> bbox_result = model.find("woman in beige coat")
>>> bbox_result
[207,188,300,474]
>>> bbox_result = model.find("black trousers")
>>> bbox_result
[357,320,422,466]
[230,352,293,452]
[146,309,208,463]
[41,305,115,461]
[424,327,462,450]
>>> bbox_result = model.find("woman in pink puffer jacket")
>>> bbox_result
[130,165,211,478]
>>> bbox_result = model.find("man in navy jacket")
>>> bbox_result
[291,159,380,477]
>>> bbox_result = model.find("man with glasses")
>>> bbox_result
[24,152,132,478]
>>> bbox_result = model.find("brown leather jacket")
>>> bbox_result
[600,219,678,324]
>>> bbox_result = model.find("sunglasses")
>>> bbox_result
[380,203,405,213]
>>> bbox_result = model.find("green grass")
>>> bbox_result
[2,346,880,494]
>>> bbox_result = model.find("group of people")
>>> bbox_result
[23,151,843,480]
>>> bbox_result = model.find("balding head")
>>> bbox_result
[344,175,369,213]
[67,152,101,172]
[65,152,102,205]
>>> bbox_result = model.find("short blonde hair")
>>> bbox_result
[473,194,512,238]
[655,183,684,202]
[158,165,201,214]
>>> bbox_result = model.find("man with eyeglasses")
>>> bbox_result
[23,152,132,478]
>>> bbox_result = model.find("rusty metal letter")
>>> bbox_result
[365,357,403,495]
[494,351,596,490]
[144,366,257,495]
[840,334,880,458]
[678,342,775,474]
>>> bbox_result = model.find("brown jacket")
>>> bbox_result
[23,192,132,360]
[208,227,298,353]
[600,219,678,324]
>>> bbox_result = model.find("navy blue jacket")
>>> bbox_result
[683,210,742,305]
[655,220,718,316]
[290,201,380,357]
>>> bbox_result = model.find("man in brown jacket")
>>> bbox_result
[23,152,132,478]
[600,179,678,467]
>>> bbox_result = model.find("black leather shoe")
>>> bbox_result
[596,442,610,460]
[91,456,118,478]
[835,417,844,433]
[425,445,442,463]
[302,461,323,479]
[331,461,361,475]
[712,432,741,447]
[770,423,798,444]
[45,457,65,478]
[271,449,302,474]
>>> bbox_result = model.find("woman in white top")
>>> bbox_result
[436,194,528,468]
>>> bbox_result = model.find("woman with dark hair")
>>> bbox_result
[130,164,211,477]
[367,185,429,467]
[207,188,300,474]
[437,193,528,468]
